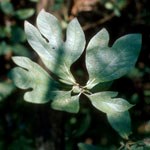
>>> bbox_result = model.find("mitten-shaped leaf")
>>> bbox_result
[86,91,133,114]
[36,9,62,48]
[25,21,57,74]
[107,111,132,139]
[86,28,142,87]
[87,28,109,51]
[9,57,58,103]
[51,91,80,113]
[25,10,85,85]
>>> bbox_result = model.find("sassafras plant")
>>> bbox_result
[9,9,142,139]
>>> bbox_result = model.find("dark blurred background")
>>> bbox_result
[0,0,150,150]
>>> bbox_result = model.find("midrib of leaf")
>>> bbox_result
[59,63,76,84]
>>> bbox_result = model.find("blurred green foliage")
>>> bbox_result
[0,0,36,148]
[102,0,127,16]
[0,0,36,102]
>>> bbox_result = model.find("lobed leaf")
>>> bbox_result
[9,56,58,103]
[24,21,57,73]
[107,111,132,139]
[25,10,85,85]
[86,29,142,87]
[36,9,62,48]
[86,91,133,114]
[51,91,80,113]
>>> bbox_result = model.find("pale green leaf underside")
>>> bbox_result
[36,9,62,48]
[51,91,80,113]
[87,91,133,114]
[86,29,142,86]
[9,56,58,103]
[64,17,86,66]
[107,111,132,139]
[87,28,109,50]
[25,10,85,85]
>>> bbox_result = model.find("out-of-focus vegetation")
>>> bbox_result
[0,0,150,150]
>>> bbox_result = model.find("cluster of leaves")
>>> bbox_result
[0,1,38,149]
[0,0,35,19]
[0,0,37,101]
[9,9,141,139]
[0,0,35,56]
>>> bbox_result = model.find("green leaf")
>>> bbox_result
[24,21,57,71]
[87,28,109,51]
[9,56,58,103]
[0,41,11,55]
[0,81,15,101]
[87,91,133,114]
[15,9,35,20]
[86,28,142,87]
[0,0,14,15]
[25,20,73,85]
[25,9,85,84]
[0,42,30,56]
[0,26,6,38]
[36,9,62,49]
[11,26,26,43]
[107,111,132,139]
[51,91,80,113]
[64,17,86,67]
[12,44,30,57]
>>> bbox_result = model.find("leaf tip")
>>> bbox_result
[137,33,142,43]
[24,20,31,29]
[12,56,19,64]
[38,8,47,17]
[24,20,29,25]
[40,8,46,13]
[101,27,108,32]
[70,17,80,25]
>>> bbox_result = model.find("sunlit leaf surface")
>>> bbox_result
[87,91,133,114]
[9,56,58,103]
[86,28,142,87]
[25,10,85,84]
[51,91,80,113]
